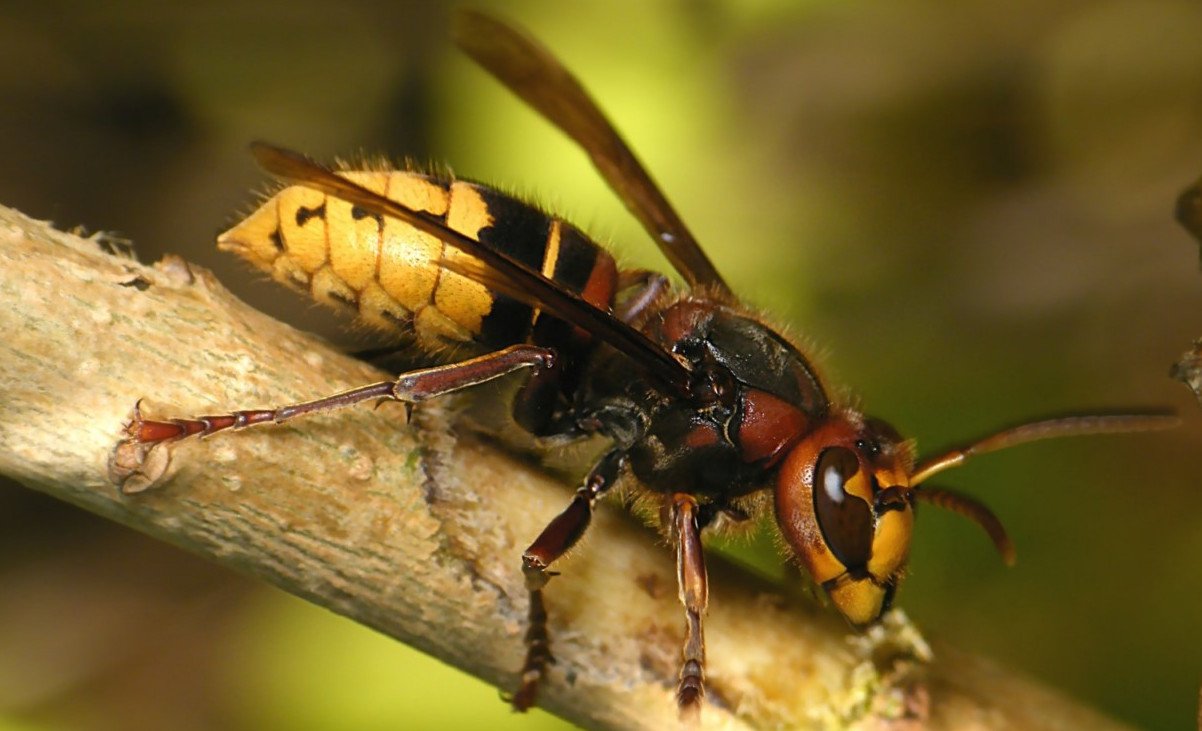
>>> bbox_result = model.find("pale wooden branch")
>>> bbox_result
[0,203,1135,731]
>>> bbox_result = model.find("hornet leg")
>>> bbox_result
[615,270,669,323]
[671,492,709,719]
[511,449,626,711]
[127,344,554,444]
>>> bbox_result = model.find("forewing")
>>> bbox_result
[453,9,731,297]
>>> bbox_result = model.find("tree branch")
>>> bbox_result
[0,203,1134,730]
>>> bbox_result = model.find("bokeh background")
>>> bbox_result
[3,1,1202,729]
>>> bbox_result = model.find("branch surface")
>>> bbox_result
[0,204,1135,730]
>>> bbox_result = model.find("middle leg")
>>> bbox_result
[510,448,627,711]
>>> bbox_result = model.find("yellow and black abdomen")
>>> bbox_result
[218,168,618,354]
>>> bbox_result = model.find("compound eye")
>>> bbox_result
[814,446,873,571]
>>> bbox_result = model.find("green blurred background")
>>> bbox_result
[2,0,1202,728]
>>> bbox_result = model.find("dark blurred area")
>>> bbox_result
[3,1,1202,729]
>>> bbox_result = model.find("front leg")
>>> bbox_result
[511,448,626,711]
[671,492,709,719]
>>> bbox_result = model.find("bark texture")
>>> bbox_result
[0,203,1135,730]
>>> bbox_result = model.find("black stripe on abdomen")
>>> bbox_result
[469,185,614,349]
[473,186,551,271]
[473,186,548,347]
[550,222,600,294]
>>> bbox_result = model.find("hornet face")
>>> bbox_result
[774,413,915,625]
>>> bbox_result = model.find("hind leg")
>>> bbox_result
[127,345,553,446]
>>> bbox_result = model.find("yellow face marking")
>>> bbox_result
[827,578,887,627]
[803,531,846,585]
[868,505,913,580]
[843,470,874,505]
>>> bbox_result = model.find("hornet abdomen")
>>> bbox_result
[218,169,618,354]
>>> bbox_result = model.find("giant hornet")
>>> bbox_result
[126,9,1175,717]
